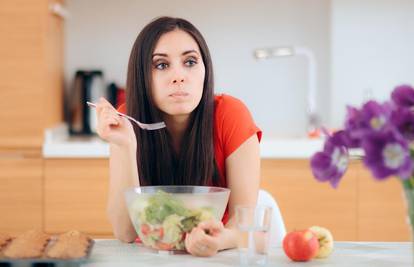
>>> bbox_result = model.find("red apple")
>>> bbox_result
[283,229,320,261]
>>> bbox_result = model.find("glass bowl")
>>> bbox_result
[125,186,230,251]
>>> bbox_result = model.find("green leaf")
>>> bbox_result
[145,190,190,224]
[181,215,199,232]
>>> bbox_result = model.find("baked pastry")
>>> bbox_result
[0,233,12,248]
[46,230,91,259]
[3,230,50,258]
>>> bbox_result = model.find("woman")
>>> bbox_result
[96,16,261,257]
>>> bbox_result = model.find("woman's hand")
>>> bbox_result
[185,220,225,257]
[96,97,136,148]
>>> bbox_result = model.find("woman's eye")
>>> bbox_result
[185,59,197,67]
[155,62,168,70]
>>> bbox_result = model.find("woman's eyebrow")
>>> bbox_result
[152,50,199,58]
[182,50,199,56]
[152,53,167,58]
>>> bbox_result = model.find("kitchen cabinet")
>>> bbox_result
[356,165,410,241]
[40,157,411,241]
[260,159,358,241]
[260,159,411,241]
[0,149,43,236]
[44,159,113,236]
[0,0,63,148]
[0,0,64,236]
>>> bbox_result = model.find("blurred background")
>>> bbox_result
[1,0,413,241]
[63,0,414,138]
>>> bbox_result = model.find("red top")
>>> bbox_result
[118,94,262,225]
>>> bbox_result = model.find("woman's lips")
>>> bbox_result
[169,91,189,98]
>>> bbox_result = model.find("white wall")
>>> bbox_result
[65,0,331,138]
[330,0,414,128]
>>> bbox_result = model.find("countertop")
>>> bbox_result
[81,240,411,267]
[43,124,361,159]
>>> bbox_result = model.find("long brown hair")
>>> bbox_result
[126,17,221,186]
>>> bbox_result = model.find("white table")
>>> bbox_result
[81,240,412,267]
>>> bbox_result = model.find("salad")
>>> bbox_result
[128,190,215,250]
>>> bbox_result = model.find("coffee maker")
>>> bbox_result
[68,70,106,135]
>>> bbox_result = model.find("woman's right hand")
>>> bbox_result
[96,97,137,148]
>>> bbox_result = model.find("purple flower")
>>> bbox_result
[343,106,363,147]
[391,84,414,108]
[361,130,413,180]
[345,101,392,144]
[310,131,349,188]
[310,84,414,188]
[333,126,359,148]
[391,107,414,141]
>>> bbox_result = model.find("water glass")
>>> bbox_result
[235,205,272,266]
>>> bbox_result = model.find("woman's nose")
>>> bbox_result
[172,78,184,84]
[171,67,185,84]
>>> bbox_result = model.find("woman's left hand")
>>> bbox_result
[185,219,225,257]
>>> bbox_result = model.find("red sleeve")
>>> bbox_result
[215,94,262,159]
[117,103,126,113]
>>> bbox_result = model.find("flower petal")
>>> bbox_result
[391,107,414,141]
[310,134,349,188]
[310,152,333,182]
[361,130,412,180]
[391,84,414,108]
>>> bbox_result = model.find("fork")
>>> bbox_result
[86,102,166,130]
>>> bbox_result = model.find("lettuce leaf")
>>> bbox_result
[145,190,189,224]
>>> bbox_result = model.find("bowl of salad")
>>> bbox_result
[125,186,230,251]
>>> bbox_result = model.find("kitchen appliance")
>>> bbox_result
[68,70,106,135]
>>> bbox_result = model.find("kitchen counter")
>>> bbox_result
[43,124,361,159]
[82,240,411,267]
[43,124,110,158]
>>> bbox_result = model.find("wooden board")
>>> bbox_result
[260,159,358,241]
[357,165,411,241]
[0,150,43,235]
[44,159,112,235]
[0,0,63,148]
